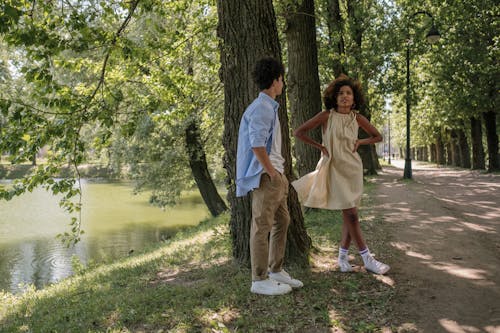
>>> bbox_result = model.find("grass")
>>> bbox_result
[0,181,396,333]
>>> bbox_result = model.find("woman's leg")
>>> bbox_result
[340,218,351,249]
[341,207,390,274]
[341,207,366,251]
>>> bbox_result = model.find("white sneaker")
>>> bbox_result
[268,269,304,288]
[338,254,353,272]
[363,255,390,275]
[251,279,292,295]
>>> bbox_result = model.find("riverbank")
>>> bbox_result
[0,181,397,332]
[0,162,119,180]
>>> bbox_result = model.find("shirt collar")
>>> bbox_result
[258,92,279,111]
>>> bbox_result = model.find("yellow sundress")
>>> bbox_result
[292,110,363,210]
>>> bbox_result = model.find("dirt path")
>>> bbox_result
[372,160,500,333]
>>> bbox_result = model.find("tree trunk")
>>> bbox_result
[285,0,322,177]
[185,117,228,217]
[217,0,310,266]
[446,142,452,165]
[444,131,452,165]
[482,110,499,172]
[430,144,436,163]
[450,130,459,167]
[346,0,379,174]
[184,54,227,217]
[470,116,486,169]
[325,0,347,76]
[346,0,364,79]
[355,129,376,175]
[457,126,471,168]
[372,144,381,169]
[436,134,445,165]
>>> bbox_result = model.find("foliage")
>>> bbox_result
[0,0,496,250]
[314,0,399,127]
[0,0,224,242]
[107,0,224,207]
[386,0,498,149]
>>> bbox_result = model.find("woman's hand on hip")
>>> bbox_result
[352,140,361,152]
[320,145,330,158]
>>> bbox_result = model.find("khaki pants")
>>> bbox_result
[250,173,290,281]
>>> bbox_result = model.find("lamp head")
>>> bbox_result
[426,25,441,43]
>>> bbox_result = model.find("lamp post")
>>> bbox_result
[388,111,391,164]
[404,11,440,179]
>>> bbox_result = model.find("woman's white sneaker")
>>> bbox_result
[338,254,353,272]
[251,279,292,295]
[363,255,390,275]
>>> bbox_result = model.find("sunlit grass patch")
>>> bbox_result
[1,183,396,332]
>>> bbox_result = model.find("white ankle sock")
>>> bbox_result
[359,248,370,262]
[339,247,349,256]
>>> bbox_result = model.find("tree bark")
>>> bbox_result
[430,144,436,163]
[356,127,380,175]
[482,110,499,172]
[446,142,452,165]
[184,54,227,217]
[185,117,228,217]
[217,0,311,266]
[325,0,347,76]
[285,0,322,177]
[436,134,445,165]
[346,0,363,79]
[470,116,486,169]
[372,144,381,168]
[346,1,380,174]
[450,130,459,167]
[457,126,471,168]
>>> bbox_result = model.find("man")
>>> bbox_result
[236,57,303,295]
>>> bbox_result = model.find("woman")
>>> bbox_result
[292,74,390,274]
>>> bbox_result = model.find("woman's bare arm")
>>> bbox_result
[293,111,330,156]
[353,114,383,152]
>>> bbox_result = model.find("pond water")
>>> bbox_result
[0,179,210,294]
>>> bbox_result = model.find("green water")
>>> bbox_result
[0,179,209,294]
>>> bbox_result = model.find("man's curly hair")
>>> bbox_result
[252,57,285,90]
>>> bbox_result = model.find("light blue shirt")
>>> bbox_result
[236,92,280,197]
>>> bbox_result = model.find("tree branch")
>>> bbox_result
[85,0,140,112]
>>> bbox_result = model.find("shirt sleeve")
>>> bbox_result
[248,106,274,148]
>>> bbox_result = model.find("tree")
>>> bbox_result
[0,0,228,244]
[324,0,347,77]
[116,2,228,215]
[185,115,228,216]
[317,0,388,174]
[390,0,498,172]
[216,0,311,265]
[345,0,383,174]
[280,0,322,177]
[483,110,499,172]
[470,116,486,169]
